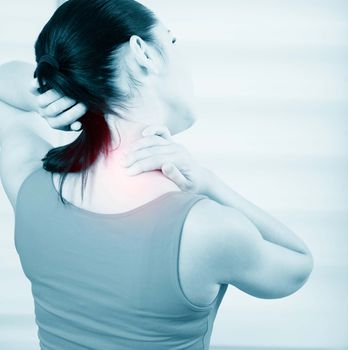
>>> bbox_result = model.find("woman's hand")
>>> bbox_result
[29,78,87,132]
[122,125,211,195]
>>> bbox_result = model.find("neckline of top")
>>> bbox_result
[46,169,184,218]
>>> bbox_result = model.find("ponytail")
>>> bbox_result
[34,61,113,204]
[33,0,160,205]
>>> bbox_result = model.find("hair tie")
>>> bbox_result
[39,54,59,70]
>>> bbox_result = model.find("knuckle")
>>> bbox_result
[37,107,46,117]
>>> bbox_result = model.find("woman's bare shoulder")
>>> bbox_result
[183,196,246,237]
[180,196,246,276]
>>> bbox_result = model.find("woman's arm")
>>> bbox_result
[0,61,38,112]
[0,62,85,133]
[0,99,57,148]
[0,62,62,147]
[0,100,54,210]
[202,168,313,257]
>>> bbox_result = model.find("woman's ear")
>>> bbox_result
[129,35,159,75]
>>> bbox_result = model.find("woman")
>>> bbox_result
[0,0,314,349]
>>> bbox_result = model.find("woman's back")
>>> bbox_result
[15,167,228,350]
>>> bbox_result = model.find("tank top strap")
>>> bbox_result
[145,190,224,313]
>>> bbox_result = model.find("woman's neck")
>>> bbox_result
[59,149,180,210]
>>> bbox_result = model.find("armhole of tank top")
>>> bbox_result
[174,194,221,312]
[15,167,42,213]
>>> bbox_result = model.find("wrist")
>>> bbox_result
[198,167,237,209]
[199,166,217,197]
[0,61,38,112]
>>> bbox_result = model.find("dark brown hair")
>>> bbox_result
[34,0,163,204]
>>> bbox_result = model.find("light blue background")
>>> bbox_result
[0,0,347,349]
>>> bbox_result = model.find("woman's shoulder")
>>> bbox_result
[183,195,244,236]
[178,196,242,306]
[180,196,247,279]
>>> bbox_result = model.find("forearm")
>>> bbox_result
[202,168,312,256]
[0,100,59,148]
[0,61,38,112]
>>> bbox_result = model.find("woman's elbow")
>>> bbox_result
[295,252,314,288]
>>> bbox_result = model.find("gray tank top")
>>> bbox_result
[14,167,228,350]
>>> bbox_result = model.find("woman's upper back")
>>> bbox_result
[14,167,228,350]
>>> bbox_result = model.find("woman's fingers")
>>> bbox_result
[29,78,40,96]
[30,79,62,114]
[43,102,87,130]
[30,78,84,131]
[161,163,188,189]
[37,89,63,109]
[30,78,62,106]
[123,144,176,168]
[40,96,77,118]
[125,124,204,194]
[125,152,189,190]
[128,134,171,153]
[125,154,177,176]
[124,127,185,179]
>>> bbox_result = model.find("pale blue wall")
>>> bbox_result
[0,0,347,349]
